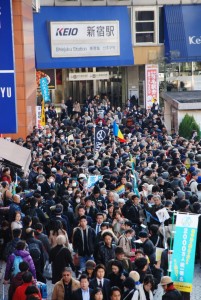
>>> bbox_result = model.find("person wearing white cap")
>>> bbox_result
[160,276,182,300]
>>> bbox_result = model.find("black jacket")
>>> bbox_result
[73,226,96,256]
[162,288,182,300]
[72,288,93,300]
[127,204,141,225]
[49,245,74,284]
[140,239,156,265]
[89,278,111,300]
[96,244,116,265]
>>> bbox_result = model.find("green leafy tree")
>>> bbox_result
[179,114,200,140]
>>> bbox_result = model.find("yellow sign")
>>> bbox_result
[41,100,45,126]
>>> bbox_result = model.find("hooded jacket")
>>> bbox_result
[4,249,36,280]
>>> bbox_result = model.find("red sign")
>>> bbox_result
[145,64,159,109]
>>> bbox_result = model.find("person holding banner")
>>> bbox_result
[160,276,182,300]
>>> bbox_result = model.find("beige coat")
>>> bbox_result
[52,277,80,300]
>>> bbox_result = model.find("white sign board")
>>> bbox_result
[50,21,120,58]
[69,72,109,81]
[145,64,159,109]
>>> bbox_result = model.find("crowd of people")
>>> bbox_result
[0,94,200,300]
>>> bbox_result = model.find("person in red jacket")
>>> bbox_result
[13,272,41,300]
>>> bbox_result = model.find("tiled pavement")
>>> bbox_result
[0,261,200,299]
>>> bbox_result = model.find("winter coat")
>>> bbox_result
[49,244,75,284]
[140,239,156,265]
[4,249,36,280]
[72,226,96,256]
[13,282,40,300]
[118,234,134,258]
[52,278,80,300]
[97,243,116,265]
[162,288,182,300]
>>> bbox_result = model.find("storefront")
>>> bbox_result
[33,6,133,105]
[162,4,201,92]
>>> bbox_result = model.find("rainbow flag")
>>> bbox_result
[115,185,125,195]
[113,121,126,143]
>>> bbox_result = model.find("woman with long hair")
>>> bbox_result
[49,220,69,248]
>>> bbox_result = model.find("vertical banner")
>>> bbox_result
[40,77,50,102]
[0,0,17,133]
[145,64,159,110]
[171,213,199,292]
[36,106,41,128]
[40,101,45,127]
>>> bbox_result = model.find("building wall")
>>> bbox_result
[134,46,164,65]
[9,0,36,139]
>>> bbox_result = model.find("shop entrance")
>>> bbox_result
[67,67,122,106]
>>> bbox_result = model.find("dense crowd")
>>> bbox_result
[0,94,200,300]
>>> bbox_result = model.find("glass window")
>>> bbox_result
[134,9,156,44]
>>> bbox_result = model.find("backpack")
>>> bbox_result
[37,281,47,299]
[28,242,41,263]
[12,255,23,276]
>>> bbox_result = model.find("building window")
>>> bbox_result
[133,7,158,45]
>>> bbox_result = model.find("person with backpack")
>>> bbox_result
[8,261,30,300]
[25,228,45,283]
[4,240,36,284]
[3,228,23,262]
[13,271,41,300]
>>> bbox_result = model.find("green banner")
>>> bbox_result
[171,213,199,292]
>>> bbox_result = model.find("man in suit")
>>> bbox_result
[89,264,111,300]
[92,213,104,235]
[73,274,93,300]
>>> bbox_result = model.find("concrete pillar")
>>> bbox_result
[164,100,172,133]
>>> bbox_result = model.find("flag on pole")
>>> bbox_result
[130,154,139,196]
[113,121,126,143]
[87,175,103,189]
[41,100,45,126]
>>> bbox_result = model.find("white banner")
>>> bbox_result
[50,21,120,57]
[145,64,159,109]
[69,72,109,81]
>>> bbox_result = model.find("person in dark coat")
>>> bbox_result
[138,231,156,265]
[49,234,75,284]
[89,264,111,300]
[160,276,182,300]
[72,215,96,271]
[107,260,126,292]
[96,232,116,265]
[25,228,45,282]
[122,277,136,300]
[73,274,93,300]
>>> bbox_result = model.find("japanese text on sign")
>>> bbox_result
[50,21,120,58]
[145,64,159,109]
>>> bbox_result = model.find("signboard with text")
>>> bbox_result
[145,64,159,110]
[50,21,120,58]
[0,0,17,133]
[171,213,199,292]
[69,72,109,81]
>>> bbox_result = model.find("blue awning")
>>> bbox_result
[164,5,201,62]
[33,6,134,69]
